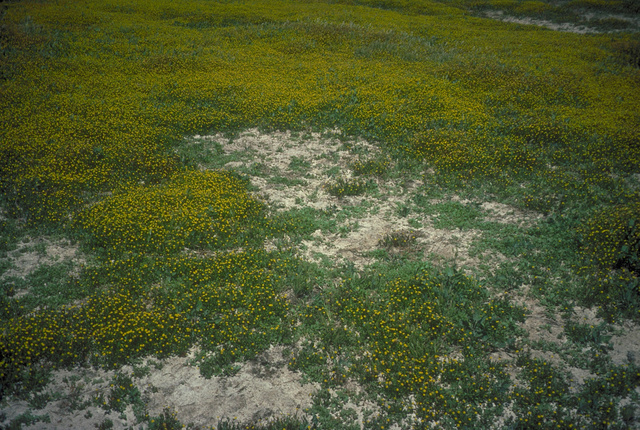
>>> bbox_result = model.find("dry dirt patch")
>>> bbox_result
[0,347,317,430]
[1,238,82,280]
[480,201,543,227]
[139,346,317,427]
[192,129,527,271]
[484,10,640,33]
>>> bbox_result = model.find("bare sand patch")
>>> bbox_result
[139,346,317,428]
[2,238,82,280]
[192,129,517,271]
[610,322,640,366]
[480,201,543,227]
[484,10,640,34]
[0,347,317,430]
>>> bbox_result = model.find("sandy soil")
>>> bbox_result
[197,128,515,271]
[484,10,640,34]
[1,238,82,280]
[3,347,316,430]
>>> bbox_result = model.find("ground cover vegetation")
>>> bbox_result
[1,0,639,428]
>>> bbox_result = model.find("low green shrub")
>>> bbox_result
[325,178,368,197]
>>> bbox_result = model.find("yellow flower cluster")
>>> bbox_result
[1,248,292,378]
[577,202,640,319]
[2,0,638,225]
[78,171,264,254]
[350,157,390,176]
[1,0,639,422]
[293,269,525,426]
[578,202,640,272]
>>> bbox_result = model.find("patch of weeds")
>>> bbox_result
[96,418,114,430]
[268,207,336,239]
[5,410,50,430]
[0,217,21,254]
[475,224,535,258]
[28,391,52,409]
[198,351,242,379]
[565,321,612,347]
[214,414,313,430]
[378,230,420,249]
[575,364,640,426]
[308,388,360,429]
[59,375,92,412]
[294,265,526,425]
[510,354,575,427]
[147,359,163,371]
[18,262,89,312]
[577,202,640,320]
[282,258,327,298]
[489,264,523,292]
[323,165,341,178]
[612,38,640,69]
[288,156,311,172]
[248,162,271,176]
[365,248,390,261]
[594,17,633,32]
[407,218,422,228]
[147,407,183,430]
[175,139,224,169]
[131,363,151,378]
[267,176,308,187]
[1,361,52,400]
[337,221,360,238]
[325,178,368,197]
[288,340,329,384]
[104,372,142,414]
[33,241,47,256]
[578,202,640,275]
[0,276,23,318]
[429,201,484,230]
[395,202,411,217]
[334,200,372,222]
[0,259,13,278]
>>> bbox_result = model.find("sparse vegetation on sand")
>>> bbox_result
[1,0,639,428]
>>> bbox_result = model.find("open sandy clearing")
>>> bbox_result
[192,128,531,271]
[1,238,82,281]
[484,10,640,33]
[1,347,317,430]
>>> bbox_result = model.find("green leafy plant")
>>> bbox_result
[105,373,142,413]
[378,230,420,249]
[325,178,368,197]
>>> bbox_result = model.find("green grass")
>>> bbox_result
[1,0,640,428]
